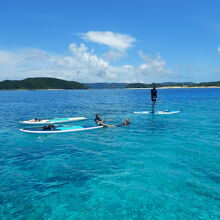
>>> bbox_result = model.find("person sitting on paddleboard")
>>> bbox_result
[151,85,157,113]
[95,114,103,125]
[95,114,111,127]
[29,118,41,122]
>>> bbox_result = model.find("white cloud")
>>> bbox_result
[136,51,172,81]
[0,43,172,83]
[0,51,17,65]
[81,31,136,51]
[102,49,126,62]
[81,31,136,62]
[217,46,220,53]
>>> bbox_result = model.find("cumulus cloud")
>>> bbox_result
[0,42,172,83]
[136,51,172,81]
[80,31,136,62]
[102,49,126,62]
[81,31,136,51]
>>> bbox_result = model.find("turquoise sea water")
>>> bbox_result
[0,88,219,220]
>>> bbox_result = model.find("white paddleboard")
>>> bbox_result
[20,117,87,125]
[20,125,103,134]
[134,110,180,115]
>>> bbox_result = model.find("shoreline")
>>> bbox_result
[0,87,220,91]
[126,86,220,89]
[0,89,87,91]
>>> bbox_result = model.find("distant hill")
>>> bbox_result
[1,78,219,90]
[126,83,151,88]
[0,77,89,90]
[85,83,128,89]
[197,81,220,87]
[126,81,220,88]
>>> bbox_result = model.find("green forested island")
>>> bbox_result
[0,77,89,90]
[0,77,219,90]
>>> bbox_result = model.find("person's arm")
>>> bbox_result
[95,119,105,126]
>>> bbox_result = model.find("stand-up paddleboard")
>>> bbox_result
[134,110,180,115]
[20,117,87,125]
[20,125,103,134]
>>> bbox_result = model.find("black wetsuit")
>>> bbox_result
[151,88,157,102]
[95,116,102,125]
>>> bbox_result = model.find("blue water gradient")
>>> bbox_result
[0,89,219,219]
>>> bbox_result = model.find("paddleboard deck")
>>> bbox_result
[134,110,180,115]
[20,125,103,133]
[20,117,87,125]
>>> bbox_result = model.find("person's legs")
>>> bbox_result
[152,100,156,113]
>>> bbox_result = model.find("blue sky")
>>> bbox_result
[0,0,220,82]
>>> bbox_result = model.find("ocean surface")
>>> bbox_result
[0,88,219,220]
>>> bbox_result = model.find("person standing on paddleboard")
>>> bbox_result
[151,85,157,113]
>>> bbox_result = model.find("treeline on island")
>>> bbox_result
[0,77,89,90]
[125,81,220,88]
[85,83,127,89]
[0,77,219,90]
